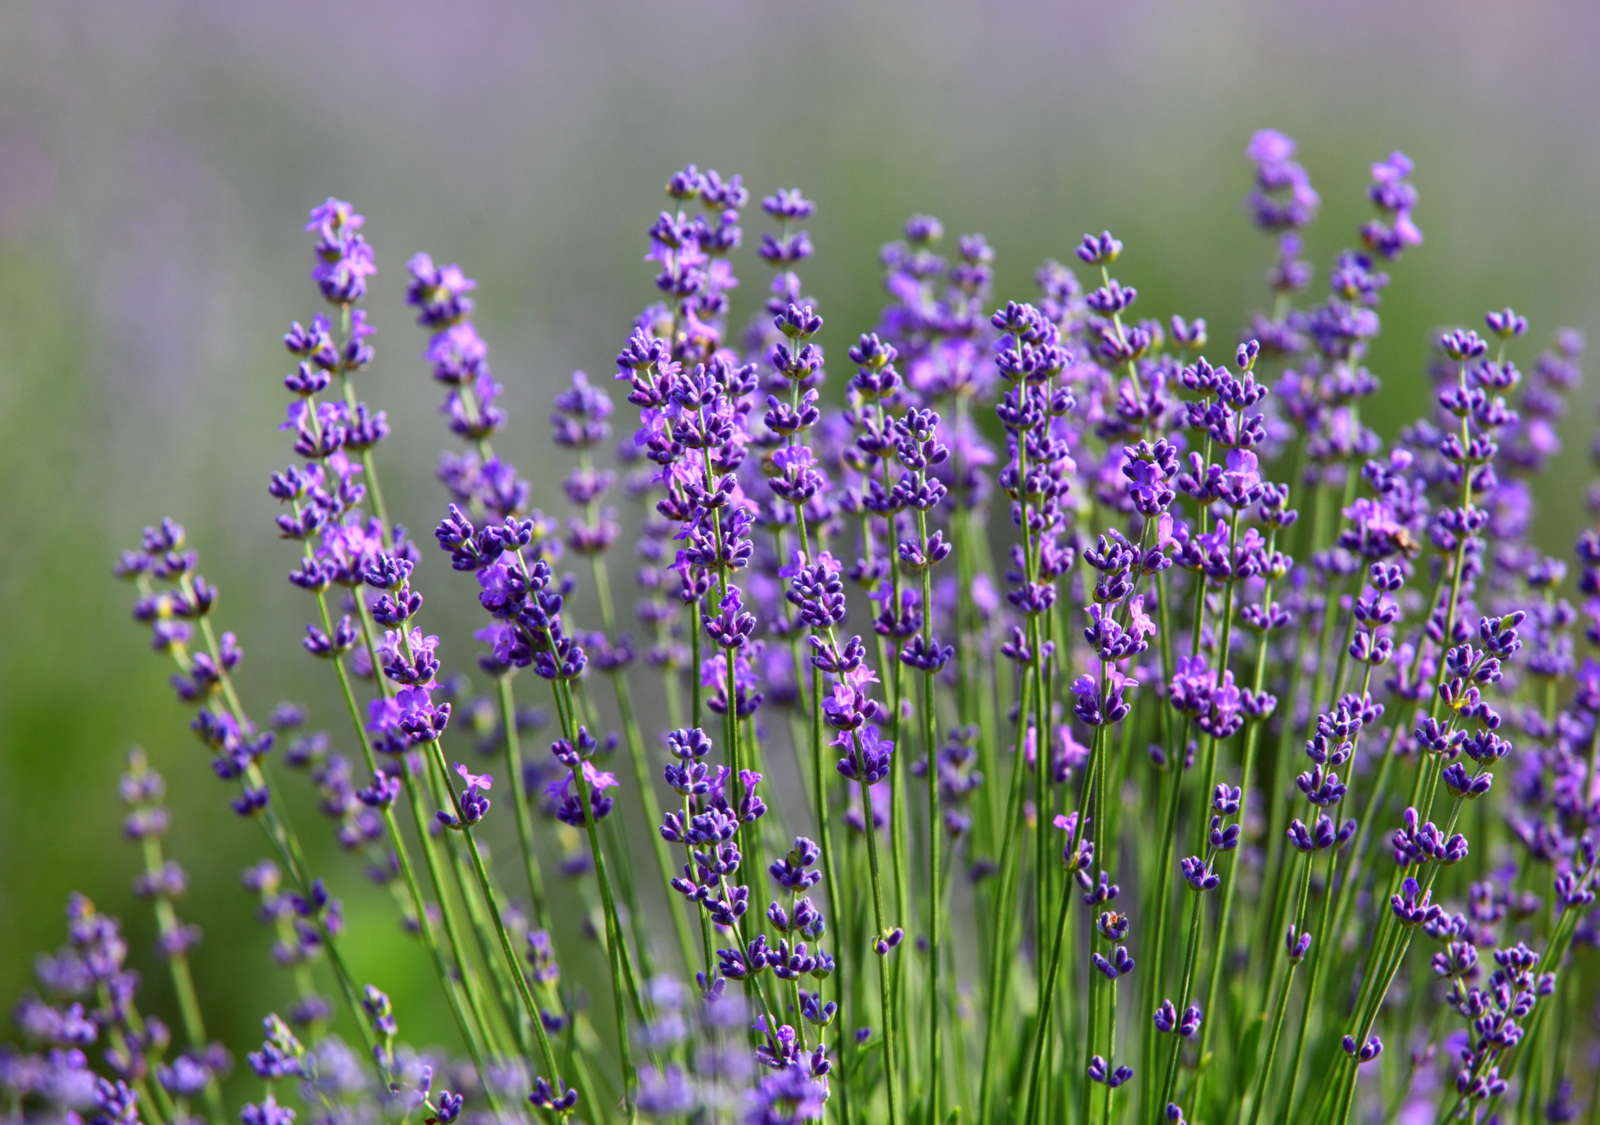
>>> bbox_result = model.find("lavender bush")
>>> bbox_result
[5,131,1597,1125]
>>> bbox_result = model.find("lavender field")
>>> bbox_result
[3,2,1600,1123]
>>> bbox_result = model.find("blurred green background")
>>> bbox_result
[3,0,1597,1061]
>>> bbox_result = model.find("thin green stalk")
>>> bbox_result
[912,505,945,1120]
[795,511,852,1125]
[859,767,901,1125]
[100,991,177,1125]
[690,602,703,725]
[977,639,1041,1120]
[1163,507,1240,1116]
[581,473,698,977]
[130,783,228,1124]
[1191,587,1273,1110]
[1244,853,1313,1125]
[1158,871,1208,1115]
[1282,658,1373,1110]
[1142,568,1207,1124]
[496,676,549,922]
[1021,729,1104,1123]
[425,741,573,1106]
[1140,728,1187,1123]
[880,499,912,1100]
[544,670,650,1114]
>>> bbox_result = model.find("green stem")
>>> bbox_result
[496,675,549,922]
[1022,730,1103,1123]
[426,741,572,1103]
[588,550,699,977]
[860,770,901,1125]
[132,803,228,1124]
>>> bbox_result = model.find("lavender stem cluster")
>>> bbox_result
[6,133,1599,1125]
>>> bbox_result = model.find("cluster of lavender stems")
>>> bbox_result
[5,130,1600,1125]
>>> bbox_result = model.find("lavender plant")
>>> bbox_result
[5,132,1598,1125]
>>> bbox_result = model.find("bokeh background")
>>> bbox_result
[3,0,1597,1066]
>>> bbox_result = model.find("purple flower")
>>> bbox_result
[546,760,619,827]
[1341,1033,1383,1064]
[1153,1000,1202,1038]
[1179,856,1220,892]
[1245,130,1319,233]
[306,198,376,304]
[1086,1055,1134,1088]
[836,725,894,786]
[242,1094,296,1125]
